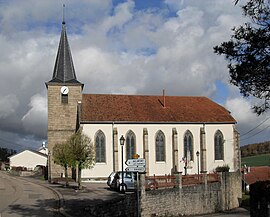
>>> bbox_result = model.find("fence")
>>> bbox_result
[146,173,220,190]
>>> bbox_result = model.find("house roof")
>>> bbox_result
[8,149,48,159]
[243,166,270,185]
[47,21,81,84]
[81,94,236,123]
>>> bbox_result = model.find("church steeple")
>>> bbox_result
[46,6,83,181]
[48,10,81,84]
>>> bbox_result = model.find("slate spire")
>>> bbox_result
[48,13,81,84]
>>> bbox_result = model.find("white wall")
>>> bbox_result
[81,123,236,178]
[9,150,47,170]
[38,147,48,155]
[205,124,235,173]
[81,124,114,178]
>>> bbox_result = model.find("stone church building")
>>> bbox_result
[46,21,240,180]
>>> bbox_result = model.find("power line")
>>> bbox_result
[240,124,270,141]
[224,116,270,143]
[239,116,270,137]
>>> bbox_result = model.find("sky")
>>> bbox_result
[0,0,269,152]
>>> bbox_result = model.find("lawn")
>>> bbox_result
[241,153,270,167]
[241,193,250,210]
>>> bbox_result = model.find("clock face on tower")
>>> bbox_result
[60,86,69,95]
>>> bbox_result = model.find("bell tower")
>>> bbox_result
[46,15,83,181]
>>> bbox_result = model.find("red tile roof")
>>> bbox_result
[243,166,270,185]
[81,94,236,123]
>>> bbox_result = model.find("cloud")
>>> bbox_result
[226,98,258,122]
[0,94,19,119]
[75,2,241,97]
[225,97,270,144]
[101,0,134,33]
[22,94,47,139]
[0,0,267,150]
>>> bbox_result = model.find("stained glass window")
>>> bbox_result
[156,130,165,162]
[95,130,106,163]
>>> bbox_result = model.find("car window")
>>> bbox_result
[126,172,132,178]
[115,173,120,179]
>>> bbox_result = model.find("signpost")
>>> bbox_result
[125,166,145,173]
[125,158,146,173]
[125,158,146,217]
[125,158,146,166]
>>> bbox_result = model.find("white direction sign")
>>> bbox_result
[125,159,146,166]
[125,166,145,173]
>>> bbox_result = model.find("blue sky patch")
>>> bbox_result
[214,80,229,105]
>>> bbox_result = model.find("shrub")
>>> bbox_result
[215,164,230,172]
[11,166,27,171]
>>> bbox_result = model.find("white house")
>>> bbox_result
[38,144,48,155]
[9,149,47,171]
[47,21,240,181]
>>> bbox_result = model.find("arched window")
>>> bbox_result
[214,130,224,160]
[156,130,165,162]
[126,130,136,160]
[95,130,106,163]
[184,130,193,161]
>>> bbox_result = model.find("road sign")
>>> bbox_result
[125,165,145,173]
[125,159,146,166]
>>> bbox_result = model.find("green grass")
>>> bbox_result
[241,193,250,210]
[241,153,270,167]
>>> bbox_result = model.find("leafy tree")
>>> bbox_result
[68,129,95,189]
[241,141,270,157]
[214,0,270,115]
[0,147,16,161]
[52,142,72,186]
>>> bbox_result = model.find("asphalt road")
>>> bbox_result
[0,171,250,217]
[0,171,60,217]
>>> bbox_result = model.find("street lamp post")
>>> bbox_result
[48,150,51,183]
[120,135,125,193]
[196,151,200,178]
[184,157,187,176]
[243,164,247,194]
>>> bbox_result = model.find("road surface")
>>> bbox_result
[0,171,60,217]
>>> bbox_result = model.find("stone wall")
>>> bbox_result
[141,184,220,216]
[140,172,242,216]
[75,193,137,217]
[69,172,241,217]
[220,171,242,211]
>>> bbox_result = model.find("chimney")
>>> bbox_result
[163,89,166,108]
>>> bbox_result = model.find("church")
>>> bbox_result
[46,21,240,180]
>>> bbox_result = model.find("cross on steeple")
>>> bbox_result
[62,4,66,25]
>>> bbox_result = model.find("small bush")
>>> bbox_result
[11,166,27,171]
[241,193,250,209]
[215,164,230,172]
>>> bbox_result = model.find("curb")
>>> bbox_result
[38,182,69,217]
[15,175,72,217]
